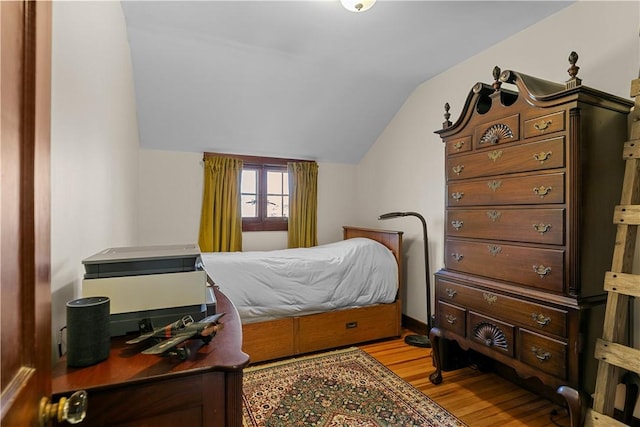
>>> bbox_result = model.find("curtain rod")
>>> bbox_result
[203,152,315,165]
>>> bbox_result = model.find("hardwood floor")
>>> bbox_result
[358,331,570,427]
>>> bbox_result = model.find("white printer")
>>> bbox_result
[81,244,215,336]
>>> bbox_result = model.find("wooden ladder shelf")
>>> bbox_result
[559,76,640,426]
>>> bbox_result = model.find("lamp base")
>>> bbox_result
[404,334,431,348]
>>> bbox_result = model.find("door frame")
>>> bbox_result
[1,1,52,425]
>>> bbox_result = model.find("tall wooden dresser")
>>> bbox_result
[428,53,633,399]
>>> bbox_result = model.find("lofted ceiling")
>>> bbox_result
[121,0,572,164]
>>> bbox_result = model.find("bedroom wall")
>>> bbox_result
[357,0,640,344]
[50,2,140,361]
[137,149,358,250]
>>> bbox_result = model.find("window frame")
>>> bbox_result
[241,161,288,232]
[204,153,312,232]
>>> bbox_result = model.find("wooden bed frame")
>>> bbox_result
[238,226,404,364]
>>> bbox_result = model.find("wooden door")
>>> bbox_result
[1,1,52,425]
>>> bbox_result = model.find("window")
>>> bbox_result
[203,153,313,232]
[241,162,289,231]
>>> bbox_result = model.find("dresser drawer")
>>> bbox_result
[446,136,472,155]
[519,329,567,379]
[447,172,565,206]
[447,207,565,245]
[474,114,520,148]
[524,110,565,139]
[436,278,567,337]
[437,301,466,336]
[447,137,565,180]
[469,311,515,357]
[445,239,565,292]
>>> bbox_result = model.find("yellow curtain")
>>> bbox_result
[198,156,243,252]
[287,161,318,248]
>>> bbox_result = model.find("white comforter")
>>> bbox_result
[200,238,398,324]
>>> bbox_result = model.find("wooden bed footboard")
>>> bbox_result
[241,226,404,364]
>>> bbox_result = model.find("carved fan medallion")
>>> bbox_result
[473,322,509,351]
[479,123,514,145]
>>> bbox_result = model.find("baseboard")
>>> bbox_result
[401,314,427,335]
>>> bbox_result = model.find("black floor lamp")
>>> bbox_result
[378,211,432,348]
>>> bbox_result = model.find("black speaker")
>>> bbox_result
[66,296,110,367]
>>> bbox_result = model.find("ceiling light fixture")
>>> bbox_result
[340,0,376,13]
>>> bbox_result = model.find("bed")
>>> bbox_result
[200,226,403,364]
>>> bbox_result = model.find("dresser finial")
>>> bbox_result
[492,66,502,91]
[443,103,452,128]
[566,51,582,89]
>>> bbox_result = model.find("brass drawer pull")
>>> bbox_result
[451,220,464,231]
[451,253,464,262]
[452,165,464,175]
[531,346,552,361]
[483,293,497,305]
[487,180,502,192]
[533,120,552,132]
[453,140,465,151]
[533,186,552,197]
[533,151,552,164]
[451,192,464,202]
[487,245,502,256]
[531,313,551,327]
[533,223,551,235]
[445,288,457,298]
[533,265,552,278]
[487,150,503,162]
[445,314,457,324]
[486,210,502,222]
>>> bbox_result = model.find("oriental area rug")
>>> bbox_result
[242,347,468,426]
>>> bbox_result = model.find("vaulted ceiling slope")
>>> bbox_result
[121,1,572,164]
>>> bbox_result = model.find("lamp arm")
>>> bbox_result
[378,211,432,331]
[378,212,408,220]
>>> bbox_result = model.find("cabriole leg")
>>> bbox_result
[429,327,443,385]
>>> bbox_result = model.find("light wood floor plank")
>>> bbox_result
[359,331,569,427]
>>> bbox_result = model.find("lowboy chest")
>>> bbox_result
[429,54,633,398]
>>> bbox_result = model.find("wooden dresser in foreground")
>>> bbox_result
[429,53,633,401]
[52,287,249,427]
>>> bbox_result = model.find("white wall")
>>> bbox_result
[357,1,640,342]
[316,162,359,244]
[137,150,203,246]
[50,2,140,361]
[137,149,358,250]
